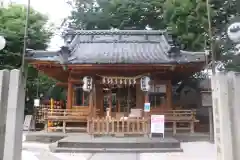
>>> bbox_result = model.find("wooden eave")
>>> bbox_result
[30,61,205,82]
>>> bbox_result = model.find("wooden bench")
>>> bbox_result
[44,108,98,133]
[162,110,199,134]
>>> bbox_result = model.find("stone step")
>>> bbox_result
[50,146,183,153]
[57,141,180,149]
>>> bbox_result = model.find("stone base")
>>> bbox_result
[50,135,182,153]
[25,132,66,143]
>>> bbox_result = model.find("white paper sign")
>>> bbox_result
[23,115,34,131]
[34,99,40,107]
[151,115,165,137]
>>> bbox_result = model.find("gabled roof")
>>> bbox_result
[26,30,206,64]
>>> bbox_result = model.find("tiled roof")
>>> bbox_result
[26,30,206,64]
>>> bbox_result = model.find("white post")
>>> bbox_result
[4,70,25,160]
[0,70,10,160]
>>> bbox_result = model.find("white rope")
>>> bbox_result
[97,73,148,85]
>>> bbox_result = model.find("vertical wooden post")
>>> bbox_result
[166,80,172,109]
[144,92,149,117]
[89,91,93,118]
[82,91,85,105]
[96,82,103,116]
[72,88,76,106]
[93,84,97,117]
[108,90,112,117]
[136,80,144,109]
[127,86,131,114]
[117,88,121,112]
[67,80,73,109]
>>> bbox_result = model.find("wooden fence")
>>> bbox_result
[87,117,150,136]
[43,108,198,135]
[87,110,198,136]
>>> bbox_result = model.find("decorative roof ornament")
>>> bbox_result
[164,28,181,57]
[56,46,71,70]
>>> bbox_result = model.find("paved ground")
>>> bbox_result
[22,134,216,160]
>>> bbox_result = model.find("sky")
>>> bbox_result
[5,0,72,50]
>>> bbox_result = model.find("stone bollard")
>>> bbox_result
[212,72,240,160]
[0,70,10,160]
[3,69,25,160]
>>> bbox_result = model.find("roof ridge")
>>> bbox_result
[65,29,166,35]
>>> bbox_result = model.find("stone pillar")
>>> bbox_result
[228,72,240,160]
[4,69,25,160]
[0,70,10,160]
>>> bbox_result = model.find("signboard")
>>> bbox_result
[144,103,150,112]
[151,115,165,138]
[150,84,166,93]
[23,115,34,131]
[201,91,212,107]
[34,99,40,107]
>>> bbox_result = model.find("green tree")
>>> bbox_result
[69,0,240,71]
[0,4,52,69]
[70,0,166,30]
[0,4,54,113]
[70,0,208,51]
[162,0,209,51]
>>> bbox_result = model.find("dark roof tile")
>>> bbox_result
[26,30,206,64]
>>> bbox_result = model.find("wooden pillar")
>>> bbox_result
[166,80,172,109]
[108,90,112,117]
[127,86,131,114]
[93,84,97,117]
[117,88,121,112]
[136,80,144,108]
[67,81,73,109]
[144,92,149,117]
[72,88,75,106]
[96,83,103,116]
[89,91,93,118]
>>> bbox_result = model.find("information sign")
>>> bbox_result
[151,115,165,138]
[144,103,150,112]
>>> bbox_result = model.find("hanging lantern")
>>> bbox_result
[140,76,150,91]
[82,76,93,92]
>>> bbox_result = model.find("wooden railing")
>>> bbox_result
[88,110,198,136]
[43,109,198,135]
[87,117,150,136]
[44,108,99,133]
